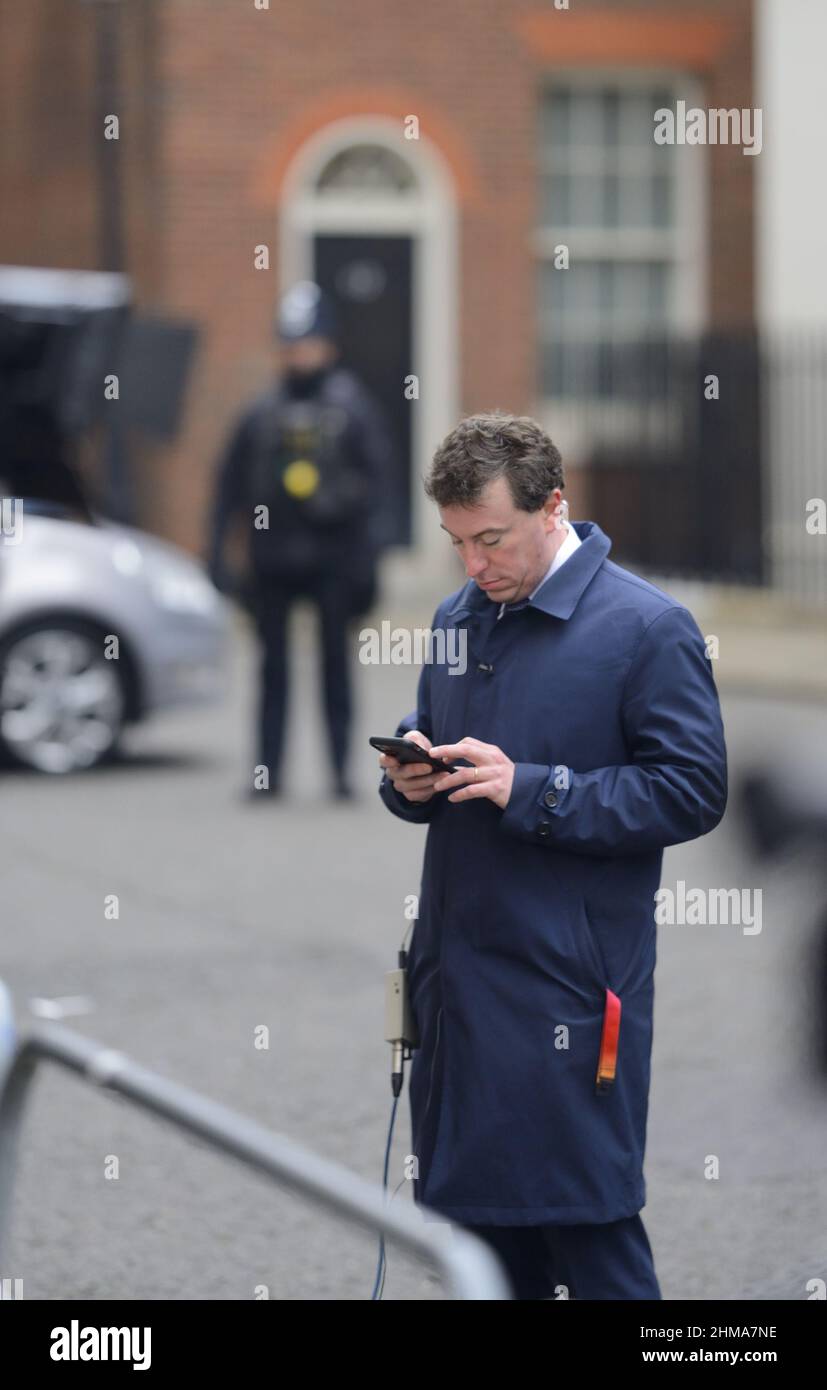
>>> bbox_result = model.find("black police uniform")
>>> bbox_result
[207,362,393,794]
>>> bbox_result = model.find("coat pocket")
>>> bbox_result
[579,902,610,991]
[580,906,623,1095]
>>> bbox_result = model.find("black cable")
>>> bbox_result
[374,1178,407,1300]
[370,1092,399,1300]
[371,933,422,1298]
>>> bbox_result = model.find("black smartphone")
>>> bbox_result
[369,735,459,774]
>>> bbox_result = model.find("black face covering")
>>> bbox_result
[283,363,331,398]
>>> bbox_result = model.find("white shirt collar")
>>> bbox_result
[528,522,582,597]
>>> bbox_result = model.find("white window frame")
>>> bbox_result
[533,68,708,459]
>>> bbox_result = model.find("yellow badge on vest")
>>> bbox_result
[282,459,320,498]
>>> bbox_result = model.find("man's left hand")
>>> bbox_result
[429,738,516,809]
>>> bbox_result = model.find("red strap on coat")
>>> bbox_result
[596,988,621,1094]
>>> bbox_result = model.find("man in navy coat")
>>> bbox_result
[377,412,728,1300]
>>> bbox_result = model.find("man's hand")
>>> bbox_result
[428,737,516,810]
[378,730,442,804]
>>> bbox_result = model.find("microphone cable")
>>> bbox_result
[370,919,417,1300]
[370,1093,401,1300]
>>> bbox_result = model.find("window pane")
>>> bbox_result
[651,173,671,227]
[541,172,571,226]
[569,91,605,148]
[540,89,570,149]
[539,261,555,325]
[652,88,674,120]
[603,172,620,227]
[611,263,651,322]
[540,260,618,331]
[617,173,674,228]
[571,173,608,226]
[647,263,669,318]
[538,261,673,398]
[603,89,620,147]
[569,262,609,321]
[611,262,670,329]
[620,92,667,148]
[618,176,654,227]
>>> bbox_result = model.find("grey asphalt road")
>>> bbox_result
[2,605,826,1301]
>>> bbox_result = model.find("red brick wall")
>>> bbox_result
[0,0,754,552]
[0,0,161,286]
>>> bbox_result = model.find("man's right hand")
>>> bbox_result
[378,731,441,804]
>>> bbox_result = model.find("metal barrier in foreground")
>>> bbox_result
[0,982,511,1300]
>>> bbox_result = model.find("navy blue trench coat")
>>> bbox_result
[378,521,727,1226]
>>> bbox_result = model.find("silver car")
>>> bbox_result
[0,500,231,772]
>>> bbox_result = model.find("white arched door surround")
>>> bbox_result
[279,116,459,579]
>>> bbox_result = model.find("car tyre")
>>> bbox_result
[0,618,127,773]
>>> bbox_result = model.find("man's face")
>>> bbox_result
[279,336,337,375]
[439,475,565,604]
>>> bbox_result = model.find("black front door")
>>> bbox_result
[313,235,412,546]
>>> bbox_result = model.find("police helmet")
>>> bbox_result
[275,281,338,342]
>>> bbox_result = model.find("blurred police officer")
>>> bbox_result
[207,281,394,799]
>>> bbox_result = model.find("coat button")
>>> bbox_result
[537,821,551,839]
[477,662,494,674]
[544,791,558,808]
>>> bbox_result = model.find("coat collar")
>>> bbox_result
[445,520,612,622]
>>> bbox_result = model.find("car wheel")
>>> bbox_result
[0,621,127,773]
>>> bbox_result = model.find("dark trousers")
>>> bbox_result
[458,1213,661,1301]
[250,569,353,787]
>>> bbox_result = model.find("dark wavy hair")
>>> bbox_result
[424,411,564,512]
